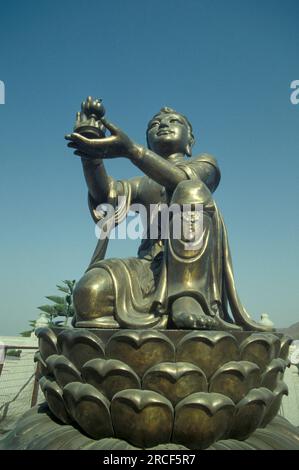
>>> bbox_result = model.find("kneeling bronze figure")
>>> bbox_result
[2,99,298,451]
[66,99,271,332]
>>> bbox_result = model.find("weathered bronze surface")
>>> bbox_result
[65,100,273,332]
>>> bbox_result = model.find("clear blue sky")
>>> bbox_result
[0,0,298,335]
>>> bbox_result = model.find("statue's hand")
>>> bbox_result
[65,118,141,160]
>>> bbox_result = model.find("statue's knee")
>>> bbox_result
[73,268,114,319]
[171,179,212,206]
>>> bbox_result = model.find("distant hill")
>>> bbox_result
[278,321,299,340]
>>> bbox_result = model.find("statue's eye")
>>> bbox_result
[170,118,183,124]
[148,121,160,129]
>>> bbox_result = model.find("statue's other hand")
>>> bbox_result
[65,138,106,160]
[65,118,139,159]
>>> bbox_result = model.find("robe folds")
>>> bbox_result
[85,154,270,331]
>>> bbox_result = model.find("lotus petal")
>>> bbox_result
[176,331,239,379]
[63,382,113,439]
[279,336,293,360]
[106,331,175,377]
[57,329,105,370]
[34,351,50,379]
[36,327,58,361]
[143,362,207,405]
[260,381,288,427]
[240,334,280,372]
[229,388,269,440]
[261,358,287,391]
[82,358,140,400]
[45,355,82,388]
[39,377,71,424]
[209,361,261,403]
[111,389,173,448]
[45,354,60,374]
[173,392,235,449]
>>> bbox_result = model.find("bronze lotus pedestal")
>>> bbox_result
[1,327,299,450]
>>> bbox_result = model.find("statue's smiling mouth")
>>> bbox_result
[157,130,174,136]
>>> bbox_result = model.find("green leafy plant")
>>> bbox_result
[6,349,22,357]
[20,280,76,336]
[41,279,76,325]
[19,320,38,337]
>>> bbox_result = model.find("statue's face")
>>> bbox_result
[147,113,190,156]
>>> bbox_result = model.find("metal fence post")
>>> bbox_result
[0,346,7,378]
[30,362,40,407]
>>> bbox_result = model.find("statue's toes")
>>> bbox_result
[196,316,206,328]
[206,317,217,329]
[181,313,208,329]
[172,308,218,330]
[195,314,218,330]
[190,316,199,329]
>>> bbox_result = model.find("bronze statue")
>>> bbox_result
[65,98,272,332]
[3,97,299,452]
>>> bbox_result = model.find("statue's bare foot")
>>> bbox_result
[171,296,217,330]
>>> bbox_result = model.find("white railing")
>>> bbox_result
[0,340,42,434]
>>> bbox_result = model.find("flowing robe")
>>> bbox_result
[85,154,270,331]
